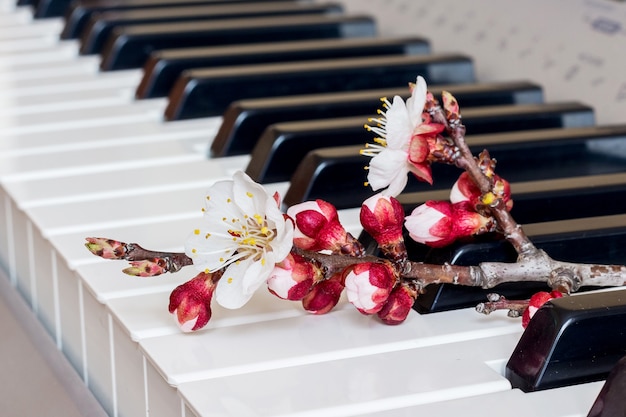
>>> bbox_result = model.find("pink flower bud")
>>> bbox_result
[345,262,396,315]
[522,291,563,328]
[267,252,320,301]
[360,194,405,246]
[168,272,217,332]
[122,258,168,277]
[450,172,513,210]
[287,199,349,253]
[404,200,492,248]
[377,283,418,325]
[84,237,127,259]
[301,273,344,315]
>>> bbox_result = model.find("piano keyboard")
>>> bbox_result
[1,0,625,416]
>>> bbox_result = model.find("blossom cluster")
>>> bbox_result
[85,75,551,333]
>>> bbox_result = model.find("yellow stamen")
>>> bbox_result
[482,192,495,205]
[193,229,200,235]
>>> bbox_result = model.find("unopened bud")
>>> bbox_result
[345,262,396,315]
[267,253,321,301]
[377,283,418,325]
[169,272,217,332]
[287,199,351,253]
[302,273,345,315]
[85,237,127,259]
[122,258,168,277]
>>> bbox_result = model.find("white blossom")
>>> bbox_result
[361,76,428,196]
[185,171,294,309]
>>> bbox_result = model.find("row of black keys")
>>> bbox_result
[21,0,626,400]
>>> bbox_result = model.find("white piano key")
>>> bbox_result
[0,56,100,81]
[0,99,167,135]
[0,40,78,66]
[0,117,219,156]
[142,307,520,384]
[0,69,142,97]
[0,88,135,115]
[175,333,518,417]
[348,382,604,417]
[0,15,61,39]
[0,4,29,19]
[25,176,282,236]
[0,139,211,183]
[0,33,64,52]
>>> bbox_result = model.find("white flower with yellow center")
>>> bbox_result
[185,171,294,309]
[361,75,428,197]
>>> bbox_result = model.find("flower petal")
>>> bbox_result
[215,257,260,309]
[368,149,409,195]
[384,96,412,150]
[406,76,427,124]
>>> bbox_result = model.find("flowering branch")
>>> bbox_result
[84,237,192,276]
[84,74,626,332]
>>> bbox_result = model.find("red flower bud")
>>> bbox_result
[287,200,350,253]
[360,194,405,246]
[377,283,418,325]
[345,262,396,315]
[522,291,563,328]
[404,200,493,248]
[168,272,217,332]
[301,273,344,315]
[267,252,321,301]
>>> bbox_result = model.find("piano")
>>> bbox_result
[1,0,625,416]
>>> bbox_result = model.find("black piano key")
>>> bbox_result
[80,2,344,55]
[100,15,377,71]
[34,0,71,18]
[61,0,298,39]
[212,81,543,156]
[137,37,431,99]
[283,124,626,208]
[506,289,626,392]
[165,54,474,120]
[246,102,594,184]
[588,355,626,417]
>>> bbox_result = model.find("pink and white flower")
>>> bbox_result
[404,200,492,248]
[362,76,435,196]
[168,272,216,332]
[267,252,320,301]
[345,262,396,315]
[185,171,294,309]
[287,199,349,253]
